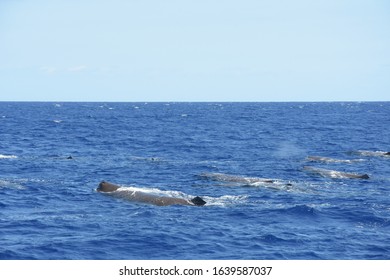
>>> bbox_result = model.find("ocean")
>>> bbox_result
[0,102,389,260]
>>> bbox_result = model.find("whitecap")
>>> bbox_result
[202,195,248,207]
[306,156,365,164]
[0,154,18,159]
[117,186,187,199]
[0,180,26,189]
[350,150,390,157]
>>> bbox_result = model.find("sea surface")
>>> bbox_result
[1,102,389,260]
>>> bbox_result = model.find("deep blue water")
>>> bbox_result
[1,102,389,260]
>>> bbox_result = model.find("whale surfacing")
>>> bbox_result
[306,156,363,164]
[303,166,369,179]
[97,181,206,206]
[200,172,275,185]
[199,172,294,190]
[350,150,390,157]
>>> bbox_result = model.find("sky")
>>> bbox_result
[0,0,389,102]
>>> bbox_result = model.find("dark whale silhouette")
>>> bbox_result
[97,181,206,206]
[303,166,369,179]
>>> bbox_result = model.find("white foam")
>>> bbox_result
[306,156,365,163]
[0,154,18,159]
[117,186,187,198]
[356,150,390,157]
[0,180,26,189]
[202,195,248,207]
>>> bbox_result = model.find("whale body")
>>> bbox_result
[97,181,206,206]
[303,166,369,179]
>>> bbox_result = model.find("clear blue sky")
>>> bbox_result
[1,0,389,102]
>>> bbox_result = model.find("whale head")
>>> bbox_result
[97,181,120,192]
[191,196,206,206]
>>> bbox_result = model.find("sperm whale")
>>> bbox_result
[199,172,275,184]
[199,172,294,190]
[97,181,206,206]
[306,156,364,164]
[303,166,369,179]
[349,150,390,157]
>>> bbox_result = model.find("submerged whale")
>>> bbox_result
[350,150,390,157]
[199,172,293,189]
[200,172,275,184]
[97,181,206,206]
[306,156,363,164]
[303,166,369,179]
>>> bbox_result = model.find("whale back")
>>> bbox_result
[97,181,206,206]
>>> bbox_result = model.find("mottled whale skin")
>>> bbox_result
[97,181,206,206]
[303,166,369,179]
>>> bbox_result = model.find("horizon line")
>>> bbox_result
[0,100,389,103]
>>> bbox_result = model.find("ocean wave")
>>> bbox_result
[258,234,305,245]
[270,204,317,217]
[288,205,317,215]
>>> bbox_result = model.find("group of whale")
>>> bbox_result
[97,150,389,207]
[303,150,389,179]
